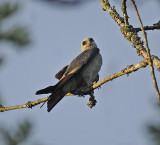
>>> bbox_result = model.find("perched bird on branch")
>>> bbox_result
[36,38,102,112]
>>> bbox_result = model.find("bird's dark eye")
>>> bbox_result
[82,41,87,45]
[89,38,93,42]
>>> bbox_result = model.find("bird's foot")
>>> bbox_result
[87,93,97,108]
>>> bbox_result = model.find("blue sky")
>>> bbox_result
[0,0,160,145]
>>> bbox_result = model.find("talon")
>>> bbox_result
[87,101,93,108]
[78,95,85,98]
[87,94,97,108]
[97,86,101,90]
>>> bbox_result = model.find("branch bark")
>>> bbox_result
[0,60,148,112]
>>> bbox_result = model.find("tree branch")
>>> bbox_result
[99,0,160,69]
[93,60,148,89]
[0,97,49,112]
[0,60,148,112]
[130,0,160,101]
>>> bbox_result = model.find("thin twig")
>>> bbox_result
[135,24,160,32]
[122,0,129,26]
[0,60,148,112]
[130,0,160,101]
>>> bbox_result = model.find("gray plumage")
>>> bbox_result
[36,38,102,112]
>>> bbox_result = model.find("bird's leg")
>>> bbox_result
[87,91,97,108]
[77,80,95,97]
[82,80,93,94]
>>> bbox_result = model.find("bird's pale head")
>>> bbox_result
[81,38,97,52]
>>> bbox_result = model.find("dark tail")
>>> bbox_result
[47,89,66,112]
[36,85,56,95]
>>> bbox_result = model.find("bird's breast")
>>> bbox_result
[82,53,102,82]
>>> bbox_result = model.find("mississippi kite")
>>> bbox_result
[36,38,102,112]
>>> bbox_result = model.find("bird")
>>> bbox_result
[36,38,102,112]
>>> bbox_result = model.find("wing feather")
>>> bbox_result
[55,65,68,80]
[64,47,99,76]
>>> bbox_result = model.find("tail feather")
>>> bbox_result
[47,90,66,112]
[36,85,56,95]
